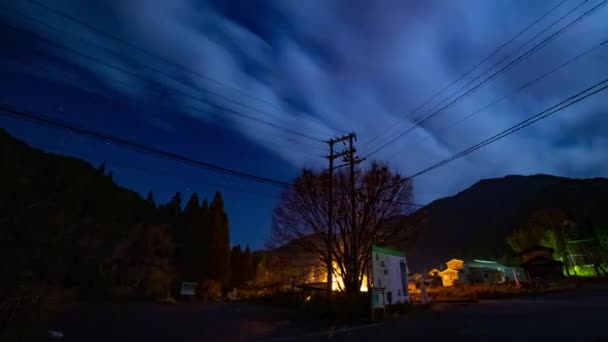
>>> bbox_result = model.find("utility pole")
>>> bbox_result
[345,132,362,290]
[325,133,351,296]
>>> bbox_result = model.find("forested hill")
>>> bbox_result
[0,128,151,223]
[400,174,608,271]
[0,128,245,301]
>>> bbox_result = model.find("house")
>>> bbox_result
[446,259,464,270]
[437,259,528,287]
[518,245,564,279]
[465,260,527,284]
[427,268,441,277]
[438,268,459,287]
[371,245,409,304]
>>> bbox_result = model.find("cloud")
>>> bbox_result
[4,0,608,203]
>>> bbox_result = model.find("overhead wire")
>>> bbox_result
[365,0,606,158]
[1,104,425,207]
[363,0,569,149]
[385,77,608,188]
[0,42,327,158]
[25,0,316,125]
[38,143,284,201]
[21,0,351,136]
[1,104,428,209]
[381,36,608,162]
[0,7,328,145]
[0,103,292,187]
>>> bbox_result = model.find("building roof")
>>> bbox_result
[517,245,555,256]
[439,269,458,274]
[466,259,507,269]
[447,258,464,264]
[372,245,405,257]
[521,256,564,267]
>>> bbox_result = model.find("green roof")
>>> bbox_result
[372,245,405,257]
[467,259,506,269]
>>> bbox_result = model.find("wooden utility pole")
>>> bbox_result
[325,134,351,295]
[326,138,335,296]
[346,133,360,290]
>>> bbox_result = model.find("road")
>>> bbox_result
[275,287,608,341]
[53,286,608,341]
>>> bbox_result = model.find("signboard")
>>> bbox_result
[371,245,409,306]
[180,282,197,296]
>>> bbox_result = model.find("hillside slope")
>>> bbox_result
[401,174,608,271]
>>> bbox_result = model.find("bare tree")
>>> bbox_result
[272,161,414,293]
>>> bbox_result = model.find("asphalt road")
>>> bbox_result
[53,286,608,342]
[276,287,608,342]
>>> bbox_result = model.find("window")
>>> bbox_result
[375,253,379,261]
[380,261,385,267]
[384,269,388,275]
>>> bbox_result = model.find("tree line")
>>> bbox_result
[506,207,608,276]
[0,129,256,304]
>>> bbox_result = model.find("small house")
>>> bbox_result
[437,258,528,287]
[446,259,464,270]
[465,260,506,283]
[438,269,459,287]
[465,260,528,284]
[428,268,441,277]
[518,245,563,279]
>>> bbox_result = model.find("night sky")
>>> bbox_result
[1,0,607,250]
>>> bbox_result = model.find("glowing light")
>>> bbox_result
[322,261,368,292]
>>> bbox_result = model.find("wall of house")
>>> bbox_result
[439,270,459,286]
[447,259,464,270]
[372,251,408,304]
[521,250,553,264]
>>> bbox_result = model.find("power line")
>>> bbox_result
[366,0,599,157]
[382,36,608,162]
[365,0,605,158]
[38,142,283,201]
[363,0,569,149]
[24,0,278,115]
[406,1,589,125]
[19,0,351,136]
[392,77,608,186]
[0,103,292,187]
[0,45,328,158]
[0,12,326,144]
[1,105,427,208]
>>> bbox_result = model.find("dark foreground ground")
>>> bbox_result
[49,284,608,341]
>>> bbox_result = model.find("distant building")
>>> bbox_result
[518,245,564,279]
[427,268,441,277]
[464,260,527,284]
[439,268,459,287]
[446,259,465,271]
[438,258,527,287]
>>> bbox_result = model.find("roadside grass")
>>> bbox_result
[409,279,587,303]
